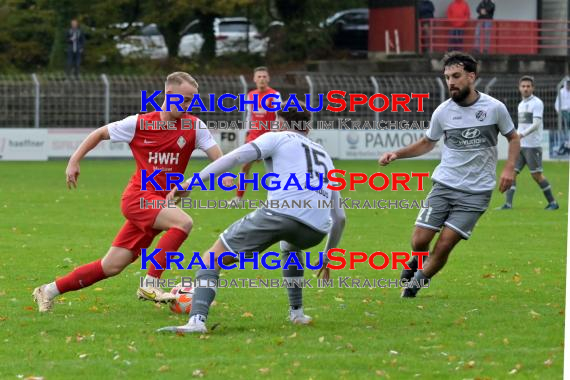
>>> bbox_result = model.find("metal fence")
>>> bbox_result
[419,19,570,56]
[0,73,566,130]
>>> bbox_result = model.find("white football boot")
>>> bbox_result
[137,286,176,303]
[32,285,54,313]
[156,314,208,334]
[289,307,313,325]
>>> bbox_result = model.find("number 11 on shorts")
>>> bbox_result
[417,207,433,222]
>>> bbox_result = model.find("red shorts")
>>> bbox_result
[112,190,166,252]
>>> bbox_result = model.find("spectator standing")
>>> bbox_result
[446,0,471,51]
[419,0,436,52]
[66,19,85,78]
[475,0,495,53]
[555,80,570,130]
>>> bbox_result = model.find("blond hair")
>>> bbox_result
[253,66,269,75]
[165,72,199,90]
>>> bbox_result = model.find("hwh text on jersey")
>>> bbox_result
[148,152,180,165]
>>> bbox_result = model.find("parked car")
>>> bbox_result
[321,8,369,51]
[178,17,268,57]
[113,22,169,59]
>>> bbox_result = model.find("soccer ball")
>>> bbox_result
[169,285,194,314]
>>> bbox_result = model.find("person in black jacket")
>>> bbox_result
[475,0,495,53]
[418,0,435,52]
[66,19,85,78]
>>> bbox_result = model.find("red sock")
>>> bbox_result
[148,228,188,279]
[236,186,246,199]
[55,259,107,294]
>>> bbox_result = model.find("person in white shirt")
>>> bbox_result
[158,102,346,333]
[498,76,559,210]
[379,51,520,298]
[555,80,570,130]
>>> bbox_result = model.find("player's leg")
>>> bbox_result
[526,148,559,210]
[404,189,491,298]
[121,190,192,300]
[189,209,280,327]
[280,218,328,324]
[280,242,305,311]
[175,239,227,333]
[33,245,135,312]
[146,206,193,280]
[159,237,242,333]
[401,226,438,281]
[403,183,450,281]
[498,151,525,209]
[403,226,463,298]
[235,161,253,201]
[160,209,318,333]
[531,171,559,210]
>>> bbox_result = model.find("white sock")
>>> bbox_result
[44,282,60,299]
[142,275,158,287]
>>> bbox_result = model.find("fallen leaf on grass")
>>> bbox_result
[158,365,169,372]
[258,368,270,374]
[544,358,553,367]
[318,336,325,343]
[242,312,254,318]
[464,360,475,369]
[192,369,204,377]
[529,310,541,319]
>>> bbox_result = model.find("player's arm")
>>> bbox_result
[67,114,137,189]
[196,121,223,162]
[380,106,443,166]
[65,126,110,189]
[169,132,279,200]
[520,101,543,138]
[497,103,520,193]
[499,130,520,193]
[378,137,436,166]
[317,190,346,280]
[168,143,260,200]
[204,145,223,161]
[519,117,541,138]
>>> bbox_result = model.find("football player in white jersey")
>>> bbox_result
[158,102,346,333]
[379,51,521,298]
[497,76,559,210]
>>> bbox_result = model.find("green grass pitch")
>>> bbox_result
[0,159,567,379]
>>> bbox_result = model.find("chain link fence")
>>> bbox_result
[0,73,565,130]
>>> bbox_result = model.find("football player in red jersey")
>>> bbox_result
[33,72,224,312]
[233,66,281,204]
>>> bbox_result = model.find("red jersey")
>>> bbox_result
[107,112,217,195]
[446,0,471,28]
[246,87,281,139]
